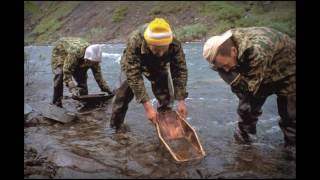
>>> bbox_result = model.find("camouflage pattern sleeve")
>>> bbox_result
[91,63,111,92]
[63,52,79,91]
[170,41,188,100]
[225,27,295,97]
[230,44,272,96]
[124,35,150,103]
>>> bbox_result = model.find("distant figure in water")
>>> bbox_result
[202,27,296,149]
[110,18,188,131]
[51,37,113,108]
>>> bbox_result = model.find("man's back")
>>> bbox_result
[52,37,90,68]
[231,27,296,85]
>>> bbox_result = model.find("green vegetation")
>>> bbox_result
[84,27,107,42]
[149,3,188,15]
[24,1,296,44]
[198,1,296,38]
[24,1,44,27]
[112,6,128,22]
[199,1,244,23]
[148,1,295,41]
[25,2,79,44]
[34,2,78,41]
[175,24,207,42]
[24,1,41,15]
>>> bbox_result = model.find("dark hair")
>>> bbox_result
[217,37,236,57]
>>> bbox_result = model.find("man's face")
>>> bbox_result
[148,44,169,57]
[212,47,237,72]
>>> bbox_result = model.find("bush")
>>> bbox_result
[112,6,128,23]
[208,20,235,36]
[175,24,207,41]
[149,6,163,15]
[198,1,244,22]
[24,1,41,14]
[267,21,296,38]
[84,27,106,41]
[32,2,79,36]
[149,3,184,15]
[236,15,260,27]
[202,1,296,39]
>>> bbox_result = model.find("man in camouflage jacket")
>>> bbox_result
[51,37,113,107]
[110,18,188,130]
[203,27,296,147]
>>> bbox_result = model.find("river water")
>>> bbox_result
[24,43,295,178]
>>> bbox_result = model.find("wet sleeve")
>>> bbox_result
[63,53,78,91]
[125,38,150,103]
[91,64,111,92]
[170,43,188,100]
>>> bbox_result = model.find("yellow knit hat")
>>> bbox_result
[144,18,173,46]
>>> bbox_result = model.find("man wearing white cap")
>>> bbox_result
[51,37,113,108]
[203,27,296,148]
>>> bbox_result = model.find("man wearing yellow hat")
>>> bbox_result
[203,27,296,149]
[110,18,188,131]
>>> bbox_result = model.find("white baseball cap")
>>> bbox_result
[203,30,233,63]
[84,44,103,62]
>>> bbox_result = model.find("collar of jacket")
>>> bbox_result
[231,29,252,67]
[141,39,150,55]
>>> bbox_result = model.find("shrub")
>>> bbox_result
[175,24,207,41]
[112,6,128,23]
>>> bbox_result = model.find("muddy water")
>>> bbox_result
[24,43,295,178]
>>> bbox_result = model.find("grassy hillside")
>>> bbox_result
[24,1,296,45]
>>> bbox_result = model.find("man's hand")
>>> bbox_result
[143,101,157,124]
[102,88,115,96]
[178,100,187,119]
[71,88,80,99]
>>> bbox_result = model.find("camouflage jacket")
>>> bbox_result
[120,25,188,103]
[214,27,296,97]
[51,37,110,92]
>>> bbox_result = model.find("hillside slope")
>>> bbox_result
[24,1,296,45]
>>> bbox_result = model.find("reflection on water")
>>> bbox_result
[24,43,295,178]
